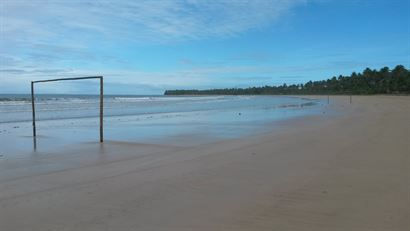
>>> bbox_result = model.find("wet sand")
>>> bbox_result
[0,95,409,230]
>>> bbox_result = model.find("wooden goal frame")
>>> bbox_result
[31,76,104,142]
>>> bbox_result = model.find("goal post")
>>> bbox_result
[30,76,104,142]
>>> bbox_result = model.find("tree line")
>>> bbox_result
[164,65,410,95]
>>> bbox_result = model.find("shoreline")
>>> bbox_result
[0,95,409,230]
[0,95,325,155]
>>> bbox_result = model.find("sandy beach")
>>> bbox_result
[0,95,409,230]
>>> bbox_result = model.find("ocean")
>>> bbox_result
[0,94,325,154]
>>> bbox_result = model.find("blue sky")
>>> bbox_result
[0,0,409,94]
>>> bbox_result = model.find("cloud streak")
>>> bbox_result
[0,0,309,93]
[2,0,307,43]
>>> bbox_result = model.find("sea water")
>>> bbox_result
[0,94,325,153]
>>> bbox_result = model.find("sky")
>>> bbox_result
[0,0,409,95]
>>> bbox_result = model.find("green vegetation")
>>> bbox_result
[164,65,410,95]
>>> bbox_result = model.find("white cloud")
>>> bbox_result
[1,0,307,43]
[0,0,309,93]
[0,63,281,94]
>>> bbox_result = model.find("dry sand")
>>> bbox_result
[0,95,409,231]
